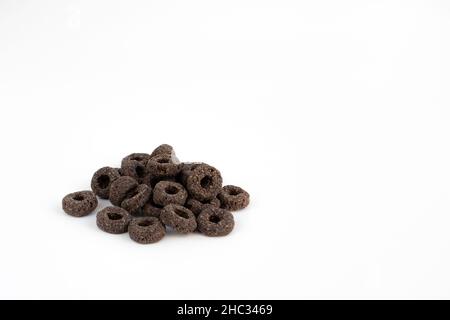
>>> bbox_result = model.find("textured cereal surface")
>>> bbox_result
[142,174,177,188]
[129,217,166,244]
[96,206,132,234]
[186,197,221,216]
[91,167,121,199]
[153,181,188,207]
[218,185,250,211]
[197,207,234,237]
[121,153,151,167]
[121,160,148,183]
[121,184,151,213]
[109,176,139,206]
[146,154,181,178]
[142,199,163,218]
[150,144,173,157]
[186,164,223,201]
[179,162,203,185]
[62,191,98,217]
[160,204,197,233]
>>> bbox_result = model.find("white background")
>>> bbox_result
[0,0,449,299]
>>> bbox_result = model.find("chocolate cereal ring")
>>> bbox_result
[146,154,181,178]
[185,164,223,201]
[153,181,187,207]
[121,184,151,214]
[186,197,221,216]
[218,185,250,211]
[197,207,234,237]
[121,153,151,166]
[109,176,139,207]
[62,191,98,217]
[96,206,132,234]
[160,204,197,233]
[121,160,148,183]
[129,217,165,244]
[91,167,121,199]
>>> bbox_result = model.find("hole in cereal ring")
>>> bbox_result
[138,219,154,227]
[209,215,221,224]
[228,188,241,196]
[165,185,179,195]
[107,211,123,220]
[97,175,110,189]
[200,176,212,189]
[135,165,146,178]
[73,195,84,201]
[175,208,189,219]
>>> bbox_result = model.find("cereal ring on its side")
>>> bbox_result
[153,181,188,207]
[185,197,221,216]
[109,176,139,206]
[160,204,197,233]
[218,185,250,211]
[129,217,165,244]
[150,144,173,158]
[62,191,98,217]
[186,164,223,201]
[146,154,181,178]
[91,167,121,199]
[121,184,151,214]
[197,207,234,237]
[96,206,132,234]
[121,160,148,183]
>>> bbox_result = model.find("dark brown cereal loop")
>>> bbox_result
[109,176,139,206]
[197,207,234,237]
[185,164,223,202]
[146,154,181,178]
[160,204,197,233]
[96,206,132,234]
[153,181,187,207]
[62,191,98,217]
[218,185,250,211]
[121,184,151,214]
[129,217,166,244]
[185,197,221,216]
[91,167,121,199]
[121,160,148,183]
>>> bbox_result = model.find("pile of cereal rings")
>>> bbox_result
[62,144,250,244]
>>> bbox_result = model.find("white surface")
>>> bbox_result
[0,0,449,300]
